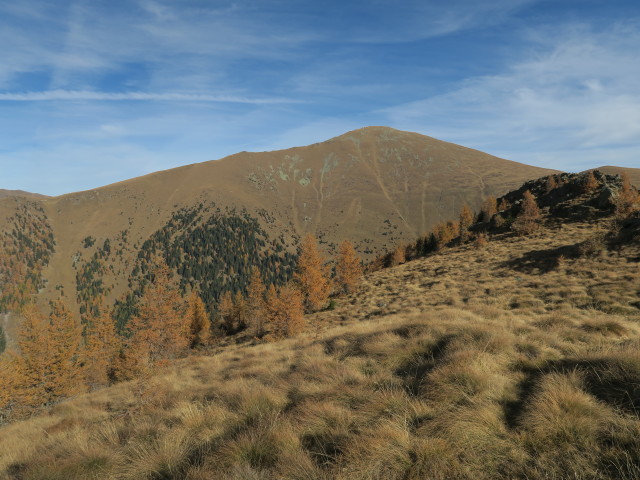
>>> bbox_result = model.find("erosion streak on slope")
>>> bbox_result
[357,140,416,236]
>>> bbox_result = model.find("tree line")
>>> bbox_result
[0,234,362,422]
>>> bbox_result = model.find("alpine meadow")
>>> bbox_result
[2,1,640,479]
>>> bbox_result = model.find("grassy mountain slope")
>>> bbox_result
[1,172,639,480]
[0,190,48,200]
[0,127,556,326]
[596,166,640,187]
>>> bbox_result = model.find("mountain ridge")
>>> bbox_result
[4,126,635,330]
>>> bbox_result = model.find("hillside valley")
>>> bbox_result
[0,169,639,479]
[0,127,561,336]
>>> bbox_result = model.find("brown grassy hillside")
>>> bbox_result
[0,190,48,200]
[0,127,556,328]
[1,172,639,480]
[596,166,640,187]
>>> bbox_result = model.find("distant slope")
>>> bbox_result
[595,166,640,187]
[2,169,639,480]
[0,189,48,199]
[0,126,557,321]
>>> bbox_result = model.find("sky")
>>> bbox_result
[1,0,639,196]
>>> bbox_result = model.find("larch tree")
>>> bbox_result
[459,204,474,242]
[434,221,459,250]
[6,301,84,414]
[246,267,267,338]
[294,233,331,312]
[83,306,119,388]
[233,291,249,331]
[0,325,5,354]
[615,172,640,218]
[391,244,406,267]
[123,259,188,377]
[513,190,541,235]
[218,290,235,334]
[267,284,305,340]
[583,171,599,192]
[0,353,15,415]
[7,304,50,411]
[335,240,363,294]
[186,291,210,348]
[480,196,497,222]
[47,299,84,400]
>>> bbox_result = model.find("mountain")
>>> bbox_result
[1,170,639,479]
[0,189,48,199]
[1,126,557,326]
[594,166,640,187]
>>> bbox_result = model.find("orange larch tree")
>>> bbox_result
[433,220,459,250]
[186,290,210,348]
[218,290,235,334]
[122,259,188,377]
[267,284,305,340]
[513,190,541,235]
[4,300,84,415]
[233,291,249,331]
[6,304,50,412]
[83,306,119,388]
[335,240,363,294]
[47,299,84,400]
[615,172,640,218]
[294,233,331,312]
[583,171,599,192]
[391,244,406,267]
[459,204,474,242]
[246,267,267,338]
[480,196,497,222]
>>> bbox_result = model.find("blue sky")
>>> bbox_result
[1,0,639,195]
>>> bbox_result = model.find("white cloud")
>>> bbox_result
[0,90,297,104]
[382,23,640,170]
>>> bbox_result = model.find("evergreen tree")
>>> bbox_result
[294,234,330,312]
[335,240,363,294]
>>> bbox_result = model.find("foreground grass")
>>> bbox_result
[1,214,640,479]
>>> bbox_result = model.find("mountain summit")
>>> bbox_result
[1,127,557,324]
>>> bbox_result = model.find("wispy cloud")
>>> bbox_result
[382,22,640,170]
[0,90,298,104]
[2,0,639,195]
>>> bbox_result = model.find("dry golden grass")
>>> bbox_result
[2,209,640,479]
